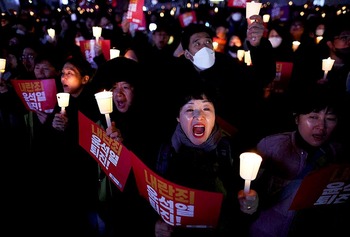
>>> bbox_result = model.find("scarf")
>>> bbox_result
[171,123,222,153]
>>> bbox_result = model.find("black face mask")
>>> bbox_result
[228,46,241,53]
[334,47,350,62]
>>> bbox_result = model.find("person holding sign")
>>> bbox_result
[91,56,158,236]
[249,84,349,237]
[28,53,63,154]
[154,83,259,237]
[49,56,102,235]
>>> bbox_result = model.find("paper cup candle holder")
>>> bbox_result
[246,1,262,19]
[56,92,70,114]
[92,26,102,42]
[0,58,6,79]
[239,152,262,193]
[95,90,113,128]
[322,57,335,80]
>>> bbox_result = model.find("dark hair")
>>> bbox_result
[64,56,94,79]
[92,57,141,92]
[153,23,171,35]
[292,85,342,116]
[180,23,215,50]
[34,52,62,71]
[323,16,350,42]
[175,82,217,113]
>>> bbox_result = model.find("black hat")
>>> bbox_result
[153,23,171,35]
[323,15,350,42]
[92,57,140,91]
[180,23,214,50]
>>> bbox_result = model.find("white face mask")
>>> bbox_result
[315,29,324,36]
[268,36,282,48]
[189,47,215,70]
[232,12,242,22]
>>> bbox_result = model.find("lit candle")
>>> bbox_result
[110,48,120,60]
[47,28,55,40]
[263,14,270,23]
[0,58,6,73]
[212,41,219,51]
[92,26,102,42]
[237,49,245,62]
[246,1,262,19]
[239,152,262,193]
[292,41,300,52]
[56,92,70,114]
[322,57,335,79]
[0,58,6,90]
[316,36,323,44]
[244,50,252,66]
[95,90,113,128]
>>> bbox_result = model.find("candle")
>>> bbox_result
[0,58,6,73]
[246,1,262,19]
[244,50,252,66]
[95,90,113,127]
[237,49,245,62]
[92,26,102,42]
[263,14,270,23]
[322,57,335,79]
[56,92,70,114]
[212,41,219,51]
[322,57,335,72]
[110,49,120,60]
[47,28,55,39]
[239,152,262,193]
[292,41,300,52]
[316,36,323,44]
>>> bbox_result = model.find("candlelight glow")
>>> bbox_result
[92,26,102,41]
[56,92,70,114]
[110,49,120,60]
[47,28,55,39]
[0,58,6,73]
[292,41,300,52]
[240,152,262,193]
[95,90,113,127]
[246,1,262,19]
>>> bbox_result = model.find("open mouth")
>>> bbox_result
[312,134,325,141]
[116,100,126,108]
[193,124,205,138]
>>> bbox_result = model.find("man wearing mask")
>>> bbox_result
[175,16,276,150]
[320,21,350,96]
[319,18,350,152]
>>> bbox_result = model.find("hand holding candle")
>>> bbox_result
[239,152,262,194]
[95,90,113,128]
[322,57,335,80]
[56,92,70,114]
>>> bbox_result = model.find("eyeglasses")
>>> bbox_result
[21,55,35,60]
[334,35,350,42]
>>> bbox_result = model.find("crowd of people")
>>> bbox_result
[0,2,349,237]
